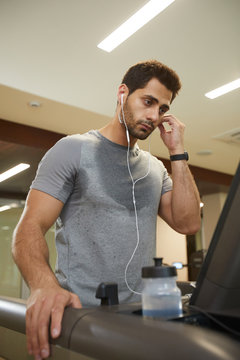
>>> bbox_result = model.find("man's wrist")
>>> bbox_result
[169,147,185,156]
[29,274,59,291]
[170,151,189,161]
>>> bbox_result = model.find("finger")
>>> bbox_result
[158,123,166,134]
[26,299,44,358]
[37,298,53,359]
[162,114,182,128]
[50,294,69,339]
[164,116,185,131]
[50,293,82,339]
[26,311,33,355]
[158,123,173,135]
[162,113,174,120]
[69,293,82,309]
[161,117,170,124]
[38,324,50,359]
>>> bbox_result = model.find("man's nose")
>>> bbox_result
[147,107,159,123]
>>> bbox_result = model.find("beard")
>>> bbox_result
[122,101,154,140]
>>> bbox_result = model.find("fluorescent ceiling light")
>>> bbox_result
[0,163,30,183]
[205,78,240,99]
[97,0,175,52]
[0,203,18,213]
[0,205,11,213]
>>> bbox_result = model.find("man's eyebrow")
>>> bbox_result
[160,104,170,111]
[145,95,170,110]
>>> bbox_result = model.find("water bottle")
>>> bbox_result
[142,258,183,319]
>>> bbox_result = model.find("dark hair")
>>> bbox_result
[121,60,181,102]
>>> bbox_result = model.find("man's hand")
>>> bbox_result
[26,285,82,359]
[158,114,185,155]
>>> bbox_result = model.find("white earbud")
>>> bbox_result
[121,93,124,105]
[118,93,124,124]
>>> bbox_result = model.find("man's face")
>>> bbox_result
[122,78,172,140]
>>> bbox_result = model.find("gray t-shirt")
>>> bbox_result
[31,130,172,306]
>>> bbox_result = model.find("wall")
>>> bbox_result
[156,216,187,281]
[201,192,227,249]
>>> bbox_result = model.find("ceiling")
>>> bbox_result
[0,0,239,202]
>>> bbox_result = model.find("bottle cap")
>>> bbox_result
[142,258,177,278]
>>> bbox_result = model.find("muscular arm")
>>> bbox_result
[13,189,62,289]
[159,161,201,234]
[158,115,201,234]
[12,189,81,359]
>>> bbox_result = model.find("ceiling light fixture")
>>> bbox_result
[0,205,11,213]
[0,204,18,213]
[97,0,175,52]
[0,163,30,183]
[196,150,213,156]
[205,78,240,99]
[28,101,41,108]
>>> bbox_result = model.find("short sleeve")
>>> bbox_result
[161,166,172,196]
[30,136,81,203]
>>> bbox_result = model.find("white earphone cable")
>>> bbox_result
[120,98,152,296]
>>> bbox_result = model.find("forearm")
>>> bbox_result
[12,220,59,291]
[170,160,201,234]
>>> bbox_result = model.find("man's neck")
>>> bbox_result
[99,116,137,148]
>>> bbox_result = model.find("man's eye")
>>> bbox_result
[144,99,151,106]
[159,107,167,114]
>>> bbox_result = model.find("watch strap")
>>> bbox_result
[170,151,189,161]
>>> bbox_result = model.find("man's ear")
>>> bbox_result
[117,84,129,105]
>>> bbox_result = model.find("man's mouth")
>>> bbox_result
[138,121,154,132]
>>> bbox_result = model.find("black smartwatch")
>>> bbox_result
[170,151,189,161]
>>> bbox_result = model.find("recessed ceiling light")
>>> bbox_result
[196,150,213,156]
[0,163,30,183]
[97,0,175,52]
[205,78,240,99]
[28,101,41,107]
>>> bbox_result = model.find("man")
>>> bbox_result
[12,60,201,359]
